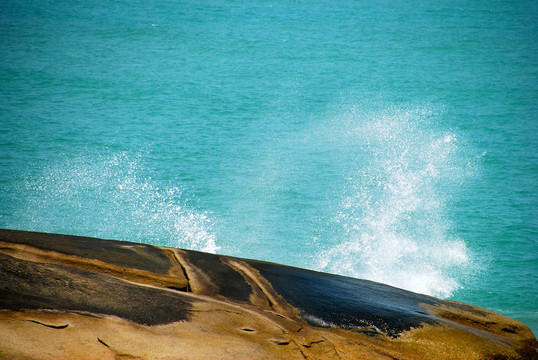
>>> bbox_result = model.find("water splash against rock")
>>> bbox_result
[317,102,476,298]
[7,151,219,253]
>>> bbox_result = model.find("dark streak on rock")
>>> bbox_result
[28,320,68,329]
[502,327,518,334]
[98,338,110,348]
[169,250,192,292]
[0,229,173,275]
[0,252,195,326]
[166,285,189,292]
[302,339,325,348]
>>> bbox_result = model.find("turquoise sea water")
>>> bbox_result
[1,0,536,334]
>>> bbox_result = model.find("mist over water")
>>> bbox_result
[7,151,219,253]
[316,103,477,298]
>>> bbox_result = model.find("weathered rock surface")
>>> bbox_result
[0,229,536,359]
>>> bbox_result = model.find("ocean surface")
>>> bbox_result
[1,0,536,334]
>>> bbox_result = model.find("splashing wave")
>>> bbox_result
[10,151,219,253]
[316,102,475,298]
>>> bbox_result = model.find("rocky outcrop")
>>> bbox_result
[0,229,536,359]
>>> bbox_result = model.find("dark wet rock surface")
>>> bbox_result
[0,252,194,326]
[0,229,173,275]
[179,249,254,303]
[249,260,440,336]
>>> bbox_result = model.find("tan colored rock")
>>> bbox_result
[0,229,536,359]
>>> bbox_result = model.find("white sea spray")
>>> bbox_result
[13,151,219,253]
[316,102,475,298]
